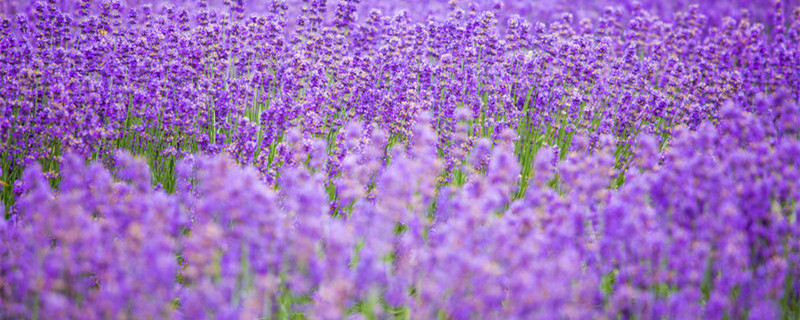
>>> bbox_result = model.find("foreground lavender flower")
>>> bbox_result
[1,0,799,319]
[2,93,799,318]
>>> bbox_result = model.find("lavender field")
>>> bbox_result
[1,0,800,319]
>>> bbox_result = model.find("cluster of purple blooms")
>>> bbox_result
[1,0,800,319]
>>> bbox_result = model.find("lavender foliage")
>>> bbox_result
[1,0,799,319]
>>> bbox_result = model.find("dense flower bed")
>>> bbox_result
[1,0,799,319]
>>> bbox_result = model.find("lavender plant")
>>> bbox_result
[1,0,799,319]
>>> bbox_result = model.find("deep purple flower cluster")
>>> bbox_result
[1,0,798,190]
[1,0,799,319]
